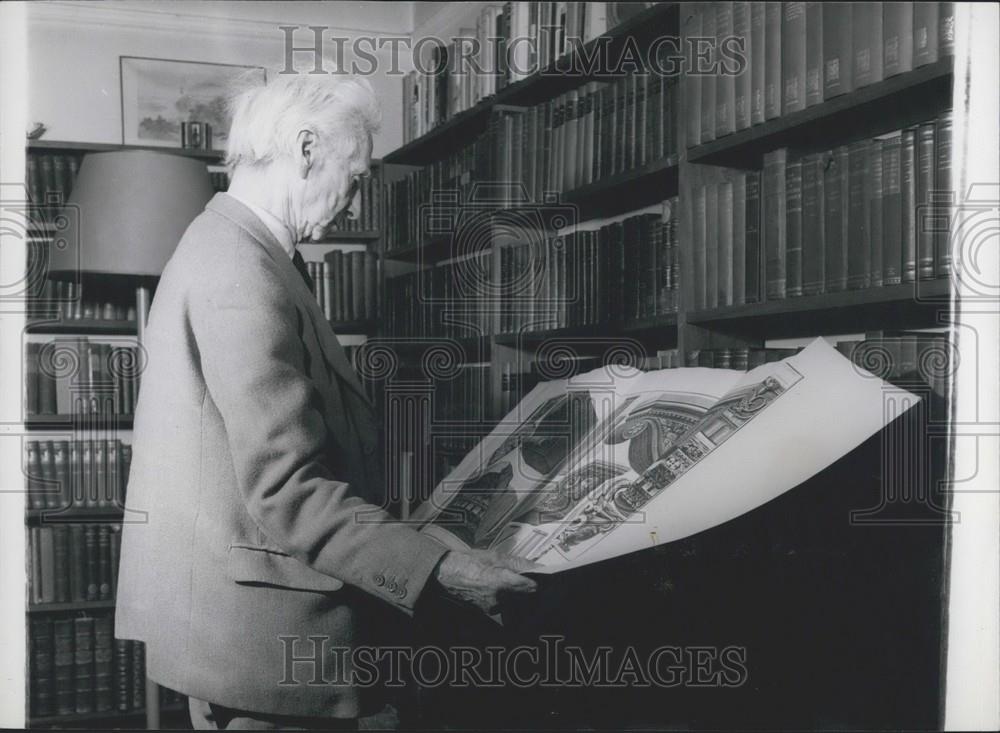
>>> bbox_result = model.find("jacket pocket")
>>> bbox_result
[227,543,345,592]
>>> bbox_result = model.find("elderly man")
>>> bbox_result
[115,74,536,730]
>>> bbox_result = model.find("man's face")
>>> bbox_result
[301,133,373,242]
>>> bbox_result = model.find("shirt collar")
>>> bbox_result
[226,192,297,259]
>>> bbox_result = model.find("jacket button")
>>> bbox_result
[373,574,385,587]
[386,579,398,593]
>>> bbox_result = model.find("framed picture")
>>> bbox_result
[119,56,266,150]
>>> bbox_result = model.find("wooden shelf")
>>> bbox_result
[495,314,678,347]
[25,415,134,430]
[26,318,137,335]
[688,57,954,168]
[687,279,953,338]
[563,157,679,220]
[383,3,679,165]
[28,703,187,728]
[28,599,116,613]
[27,507,124,522]
[28,139,225,163]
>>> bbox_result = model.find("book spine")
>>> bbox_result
[805,2,824,106]
[69,523,86,601]
[801,153,826,295]
[869,139,885,288]
[693,185,707,311]
[733,173,747,304]
[94,615,113,712]
[853,2,884,88]
[685,6,702,147]
[716,1,736,137]
[74,617,95,713]
[84,524,99,601]
[782,2,807,115]
[764,2,782,119]
[883,2,914,77]
[915,121,936,279]
[31,617,55,717]
[750,1,766,124]
[705,183,720,309]
[785,158,803,296]
[719,180,735,306]
[733,1,752,130]
[913,1,940,67]
[701,4,717,142]
[935,111,953,277]
[52,525,69,602]
[823,2,854,99]
[847,140,872,290]
[745,171,762,303]
[114,639,131,712]
[54,618,75,715]
[763,148,788,299]
[882,134,904,285]
[939,2,955,57]
[824,146,849,292]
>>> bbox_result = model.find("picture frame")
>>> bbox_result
[119,56,266,150]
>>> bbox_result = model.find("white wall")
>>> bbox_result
[26,1,420,158]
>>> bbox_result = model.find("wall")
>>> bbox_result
[26,1,419,158]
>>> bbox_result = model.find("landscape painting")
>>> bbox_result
[119,56,265,149]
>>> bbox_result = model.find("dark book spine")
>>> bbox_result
[915,121,936,279]
[750,2,766,124]
[114,639,131,712]
[94,615,113,712]
[745,171,762,303]
[693,185,707,311]
[785,158,803,296]
[131,641,145,711]
[823,2,854,99]
[54,618,75,715]
[719,180,735,306]
[853,2,884,88]
[84,524,99,601]
[824,147,849,292]
[883,1,914,77]
[705,183,720,309]
[73,617,95,713]
[847,140,872,290]
[763,148,788,299]
[764,1,782,119]
[716,1,736,137]
[733,2,752,130]
[69,523,86,601]
[40,440,58,509]
[733,173,747,304]
[913,2,940,67]
[31,617,55,717]
[52,525,69,603]
[939,2,955,57]
[805,1,824,106]
[782,2,807,115]
[685,6,702,147]
[701,4,717,142]
[883,134,904,285]
[801,153,826,295]
[869,139,885,288]
[935,111,953,277]
[98,524,112,600]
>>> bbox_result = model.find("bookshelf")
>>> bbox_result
[378,2,956,729]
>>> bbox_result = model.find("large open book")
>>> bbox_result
[413,338,920,572]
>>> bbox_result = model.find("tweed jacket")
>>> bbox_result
[115,193,448,718]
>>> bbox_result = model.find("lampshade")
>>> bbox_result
[49,150,214,279]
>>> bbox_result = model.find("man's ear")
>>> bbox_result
[296,129,316,179]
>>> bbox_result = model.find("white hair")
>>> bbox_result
[225,72,381,170]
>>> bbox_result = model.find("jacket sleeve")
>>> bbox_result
[189,232,448,612]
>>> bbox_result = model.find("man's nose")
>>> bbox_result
[346,186,362,221]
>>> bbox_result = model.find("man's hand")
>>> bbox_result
[432,550,541,615]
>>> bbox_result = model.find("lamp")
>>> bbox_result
[50,149,215,340]
[46,149,213,730]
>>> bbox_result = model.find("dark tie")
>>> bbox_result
[291,249,314,291]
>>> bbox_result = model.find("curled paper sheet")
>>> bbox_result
[415,338,919,573]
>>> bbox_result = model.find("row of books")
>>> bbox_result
[835,332,951,396]
[25,439,133,511]
[499,204,680,333]
[27,278,137,323]
[304,251,378,323]
[25,152,81,225]
[29,615,145,718]
[432,364,492,423]
[685,2,955,148]
[402,2,614,143]
[28,523,122,605]
[25,340,141,418]
[690,110,951,311]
